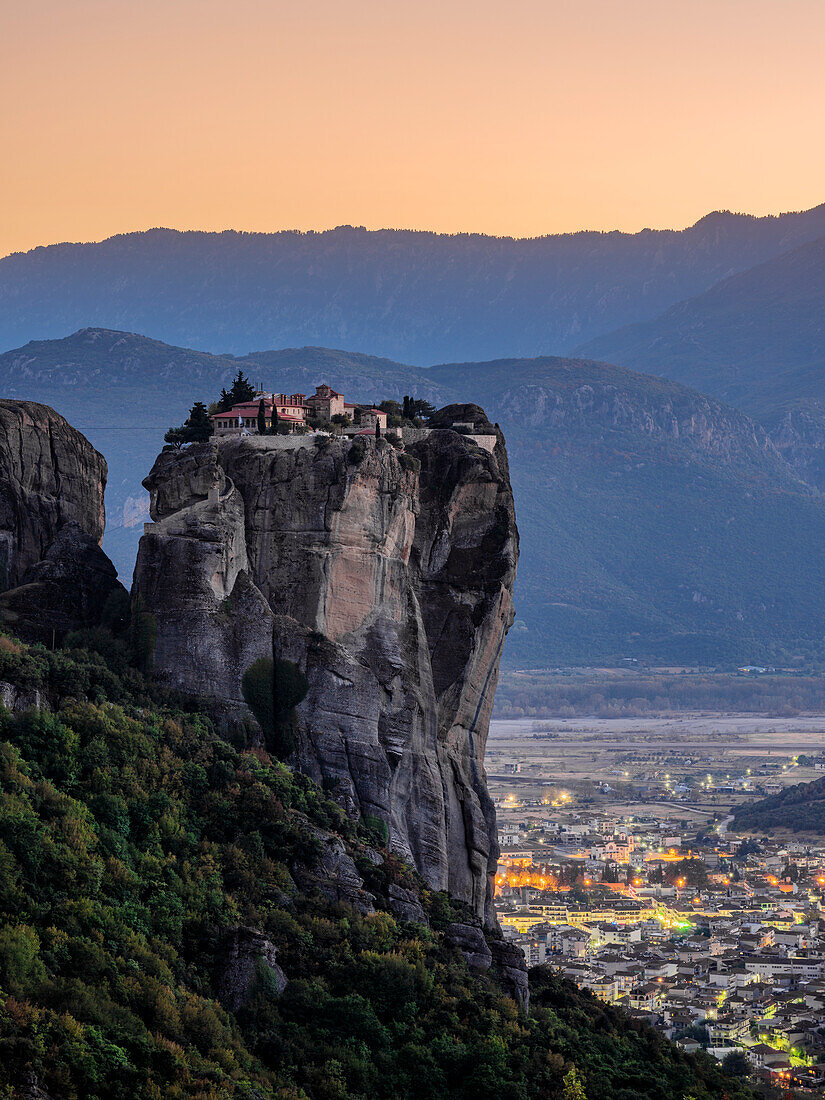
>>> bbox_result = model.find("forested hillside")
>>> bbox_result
[0,631,749,1100]
[734,775,825,835]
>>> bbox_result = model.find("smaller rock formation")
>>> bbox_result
[489,939,530,1011]
[387,884,429,925]
[216,926,287,1012]
[292,828,376,915]
[0,401,126,642]
[0,401,107,589]
[16,1072,56,1100]
[445,922,493,970]
[445,922,529,1010]
[0,523,126,644]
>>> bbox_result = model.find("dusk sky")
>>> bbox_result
[4,0,825,256]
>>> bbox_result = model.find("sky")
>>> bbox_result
[3,0,825,257]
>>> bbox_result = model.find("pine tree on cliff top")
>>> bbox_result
[217,369,256,412]
[164,401,213,447]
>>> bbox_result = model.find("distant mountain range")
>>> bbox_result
[7,202,825,666]
[5,328,825,667]
[4,205,825,361]
[578,235,825,427]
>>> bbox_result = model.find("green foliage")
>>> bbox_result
[0,633,754,1100]
[721,1050,751,1078]
[257,399,266,435]
[675,1023,709,1047]
[734,839,761,860]
[361,815,389,849]
[562,1067,587,1100]
[398,452,420,474]
[241,656,309,760]
[165,401,214,447]
[528,969,750,1100]
[347,438,366,465]
[217,370,256,412]
[377,400,403,428]
[734,774,825,834]
[663,858,708,889]
[401,396,435,422]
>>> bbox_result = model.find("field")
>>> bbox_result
[486,713,825,826]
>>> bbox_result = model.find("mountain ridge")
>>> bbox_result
[4,204,825,361]
[5,328,825,665]
[576,234,825,427]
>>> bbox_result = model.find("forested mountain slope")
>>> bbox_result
[0,633,750,1100]
[734,775,825,835]
[578,236,825,428]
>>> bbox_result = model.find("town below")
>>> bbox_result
[491,713,825,1090]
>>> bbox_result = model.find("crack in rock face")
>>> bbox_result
[133,414,518,925]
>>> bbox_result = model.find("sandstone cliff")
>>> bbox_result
[0,400,126,642]
[133,410,518,924]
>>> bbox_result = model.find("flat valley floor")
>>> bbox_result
[487,715,825,828]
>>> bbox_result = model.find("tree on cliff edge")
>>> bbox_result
[164,402,213,447]
[217,370,256,412]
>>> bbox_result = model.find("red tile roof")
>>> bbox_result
[212,405,305,423]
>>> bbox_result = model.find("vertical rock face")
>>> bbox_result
[0,401,107,591]
[134,413,518,924]
[0,400,126,642]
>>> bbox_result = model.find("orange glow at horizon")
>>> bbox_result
[3,0,825,258]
